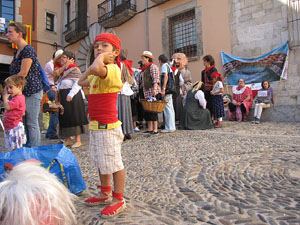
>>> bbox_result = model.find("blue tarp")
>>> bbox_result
[221,42,289,86]
[0,144,86,194]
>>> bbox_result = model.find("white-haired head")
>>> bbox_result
[0,161,77,225]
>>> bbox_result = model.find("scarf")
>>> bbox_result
[121,59,133,75]
[140,62,153,72]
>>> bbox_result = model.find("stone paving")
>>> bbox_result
[1,121,300,225]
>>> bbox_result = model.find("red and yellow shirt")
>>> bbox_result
[88,64,123,130]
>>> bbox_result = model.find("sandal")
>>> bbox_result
[101,192,127,218]
[85,186,112,206]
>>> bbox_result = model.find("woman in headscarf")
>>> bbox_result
[179,81,212,130]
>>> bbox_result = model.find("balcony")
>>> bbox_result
[64,15,88,43]
[98,0,137,28]
[151,0,169,4]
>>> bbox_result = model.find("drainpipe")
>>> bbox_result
[145,0,149,50]
[32,0,35,31]
[60,0,64,48]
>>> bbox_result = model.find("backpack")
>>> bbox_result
[161,64,176,95]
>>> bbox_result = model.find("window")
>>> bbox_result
[0,0,14,31]
[169,9,197,58]
[65,1,71,30]
[288,0,300,47]
[46,12,55,32]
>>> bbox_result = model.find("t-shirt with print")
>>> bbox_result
[212,81,223,95]
[3,95,26,130]
[88,64,123,130]
[10,45,43,96]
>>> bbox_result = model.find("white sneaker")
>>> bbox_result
[134,127,140,132]
[161,129,176,133]
[41,130,47,134]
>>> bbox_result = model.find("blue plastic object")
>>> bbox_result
[0,144,86,194]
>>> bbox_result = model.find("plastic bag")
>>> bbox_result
[0,144,86,194]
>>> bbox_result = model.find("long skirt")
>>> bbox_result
[212,95,225,119]
[117,94,133,135]
[59,89,88,138]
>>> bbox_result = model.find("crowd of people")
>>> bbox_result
[0,22,275,222]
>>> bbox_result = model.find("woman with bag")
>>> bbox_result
[6,22,43,147]
[139,51,161,134]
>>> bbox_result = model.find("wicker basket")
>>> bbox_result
[140,99,167,113]
[43,103,60,113]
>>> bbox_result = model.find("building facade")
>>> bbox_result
[62,0,231,80]
[0,0,62,83]
[0,0,38,83]
[1,0,298,121]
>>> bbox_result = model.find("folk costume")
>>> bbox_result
[84,33,126,218]
[201,65,218,115]
[117,59,134,137]
[57,63,88,138]
[172,67,184,122]
[180,82,212,130]
[140,62,161,122]
[210,72,225,122]
[228,85,253,121]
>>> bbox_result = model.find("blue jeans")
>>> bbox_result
[46,90,58,138]
[163,94,176,131]
[24,90,43,147]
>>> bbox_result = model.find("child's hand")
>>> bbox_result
[101,52,115,65]
[2,88,10,100]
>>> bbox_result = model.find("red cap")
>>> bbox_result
[211,72,223,81]
[94,33,121,67]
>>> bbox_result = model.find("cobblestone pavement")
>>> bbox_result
[1,121,300,225]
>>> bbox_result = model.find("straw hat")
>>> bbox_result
[53,49,64,64]
[192,81,203,93]
[141,51,155,59]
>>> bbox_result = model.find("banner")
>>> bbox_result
[9,21,32,48]
[221,42,289,87]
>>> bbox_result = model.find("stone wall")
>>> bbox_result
[228,0,300,122]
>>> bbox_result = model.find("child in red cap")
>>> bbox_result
[78,33,126,218]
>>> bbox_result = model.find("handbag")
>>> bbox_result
[38,62,51,92]
[161,64,176,95]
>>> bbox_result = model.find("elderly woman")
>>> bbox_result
[55,51,88,148]
[179,81,212,130]
[6,22,43,147]
[228,78,253,122]
[139,51,161,134]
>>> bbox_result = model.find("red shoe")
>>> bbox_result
[85,186,112,206]
[101,192,127,218]
[214,122,222,128]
